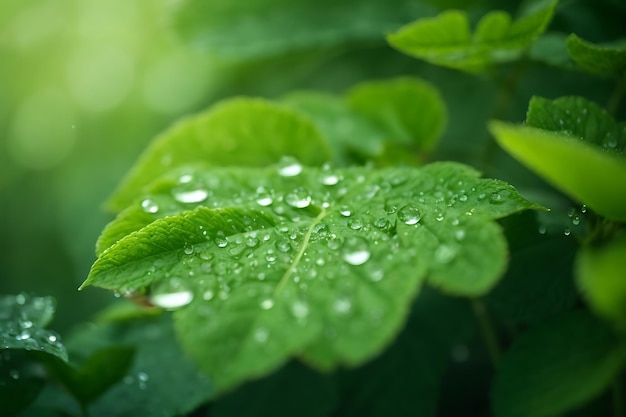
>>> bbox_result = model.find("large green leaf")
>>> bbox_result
[387,1,558,73]
[577,235,626,328]
[567,34,626,79]
[84,162,535,391]
[106,98,332,212]
[492,311,626,417]
[170,0,434,59]
[489,121,626,221]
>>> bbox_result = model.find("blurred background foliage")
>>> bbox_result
[1,0,624,333]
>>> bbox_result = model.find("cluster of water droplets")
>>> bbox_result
[123,371,150,390]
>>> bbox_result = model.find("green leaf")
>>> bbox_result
[492,311,626,417]
[170,0,435,59]
[212,361,336,417]
[387,1,558,73]
[0,294,67,362]
[0,350,46,416]
[528,32,572,68]
[526,96,626,153]
[489,121,626,221]
[567,34,626,79]
[85,162,535,391]
[106,98,332,212]
[577,235,626,327]
[344,77,447,155]
[43,346,135,406]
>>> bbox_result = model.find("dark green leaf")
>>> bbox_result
[106,98,332,212]
[492,311,626,417]
[0,350,46,416]
[529,32,572,68]
[84,162,535,391]
[0,294,67,362]
[567,34,626,79]
[387,1,558,73]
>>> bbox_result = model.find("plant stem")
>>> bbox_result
[470,298,501,367]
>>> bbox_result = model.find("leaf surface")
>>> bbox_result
[106,98,331,212]
[567,34,626,78]
[489,120,626,221]
[85,162,535,391]
[387,1,558,72]
[492,311,626,417]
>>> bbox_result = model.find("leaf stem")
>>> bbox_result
[470,298,501,367]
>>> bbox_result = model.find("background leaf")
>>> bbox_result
[107,98,332,212]
[567,34,626,79]
[387,1,558,72]
[489,121,626,221]
[492,311,626,417]
[577,235,626,328]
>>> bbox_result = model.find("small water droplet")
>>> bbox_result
[254,328,269,343]
[434,244,457,263]
[370,269,384,282]
[374,218,390,230]
[47,334,58,343]
[275,239,292,253]
[571,216,581,226]
[256,195,273,206]
[321,174,340,185]
[173,189,209,204]
[348,218,363,230]
[291,300,309,318]
[581,204,588,214]
[397,204,421,225]
[9,370,20,380]
[333,297,352,315]
[489,190,511,204]
[339,205,352,217]
[342,236,371,266]
[277,156,303,177]
[16,331,31,341]
[285,189,311,208]
[260,298,275,310]
[138,372,149,382]
[538,225,547,235]
[564,227,571,236]
[149,290,194,310]
[183,246,194,255]
[215,237,228,248]
[454,229,466,241]
[202,290,215,301]
[141,199,159,214]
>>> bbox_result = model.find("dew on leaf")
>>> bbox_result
[455,229,466,241]
[489,190,511,204]
[275,239,292,253]
[173,189,209,204]
[374,218,390,230]
[435,244,457,264]
[254,328,269,343]
[9,370,20,380]
[149,290,194,310]
[260,298,275,310]
[321,173,340,185]
[285,189,312,208]
[291,300,310,319]
[277,156,303,177]
[215,237,228,248]
[333,297,352,315]
[564,227,571,236]
[256,193,273,207]
[370,269,384,282]
[246,237,259,248]
[183,246,194,255]
[202,290,215,301]
[348,218,363,230]
[397,204,421,225]
[342,236,371,266]
[141,199,159,214]
[178,174,193,184]
[339,205,352,217]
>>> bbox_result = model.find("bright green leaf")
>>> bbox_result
[526,96,626,153]
[106,98,332,212]
[85,162,535,391]
[492,311,626,417]
[344,77,447,155]
[489,121,626,221]
[387,1,558,73]
[0,294,67,362]
[567,34,626,79]
[577,235,626,327]
[170,0,435,59]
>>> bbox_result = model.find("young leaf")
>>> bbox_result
[344,77,447,155]
[84,162,535,391]
[106,98,332,212]
[170,0,435,59]
[0,294,67,362]
[489,121,626,221]
[492,311,626,417]
[567,34,626,79]
[577,235,626,328]
[387,1,558,73]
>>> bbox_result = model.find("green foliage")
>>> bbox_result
[5,0,626,416]
[387,0,558,72]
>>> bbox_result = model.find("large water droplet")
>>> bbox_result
[339,205,352,217]
[149,290,194,310]
[277,156,303,177]
[285,189,311,208]
[256,194,273,207]
[321,173,340,185]
[348,218,363,230]
[260,298,275,310]
[342,236,371,265]
[141,199,159,214]
[397,204,421,225]
[173,189,209,204]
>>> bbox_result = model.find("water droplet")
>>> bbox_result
[215,237,228,248]
[149,290,194,310]
[138,372,149,382]
[348,218,363,230]
[202,290,215,301]
[285,189,311,208]
[16,330,31,341]
[489,190,511,204]
[9,370,20,380]
[374,218,390,230]
[571,215,581,226]
[256,195,273,206]
[321,174,340,185]
[454,229,466,241]
[333,297,352,315]
[277,156,303,177]
[291,300,309,318]
[397,205,421,225]
[434,244,457,264]
[260,298,275,310]
[141,199,159,214]
[246,237,259,248]
[173,189,209,204]
[254,328,269,343]
[581,204,588,214]
[435,212,445,222]
[339,205,351,217]
[564,227,571,236]
[342,237,371,266]
[538,225,547,235]
[183,246,194,255]
[47,334,58,343]
[370,269,384,282]
[275,239,292,253]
